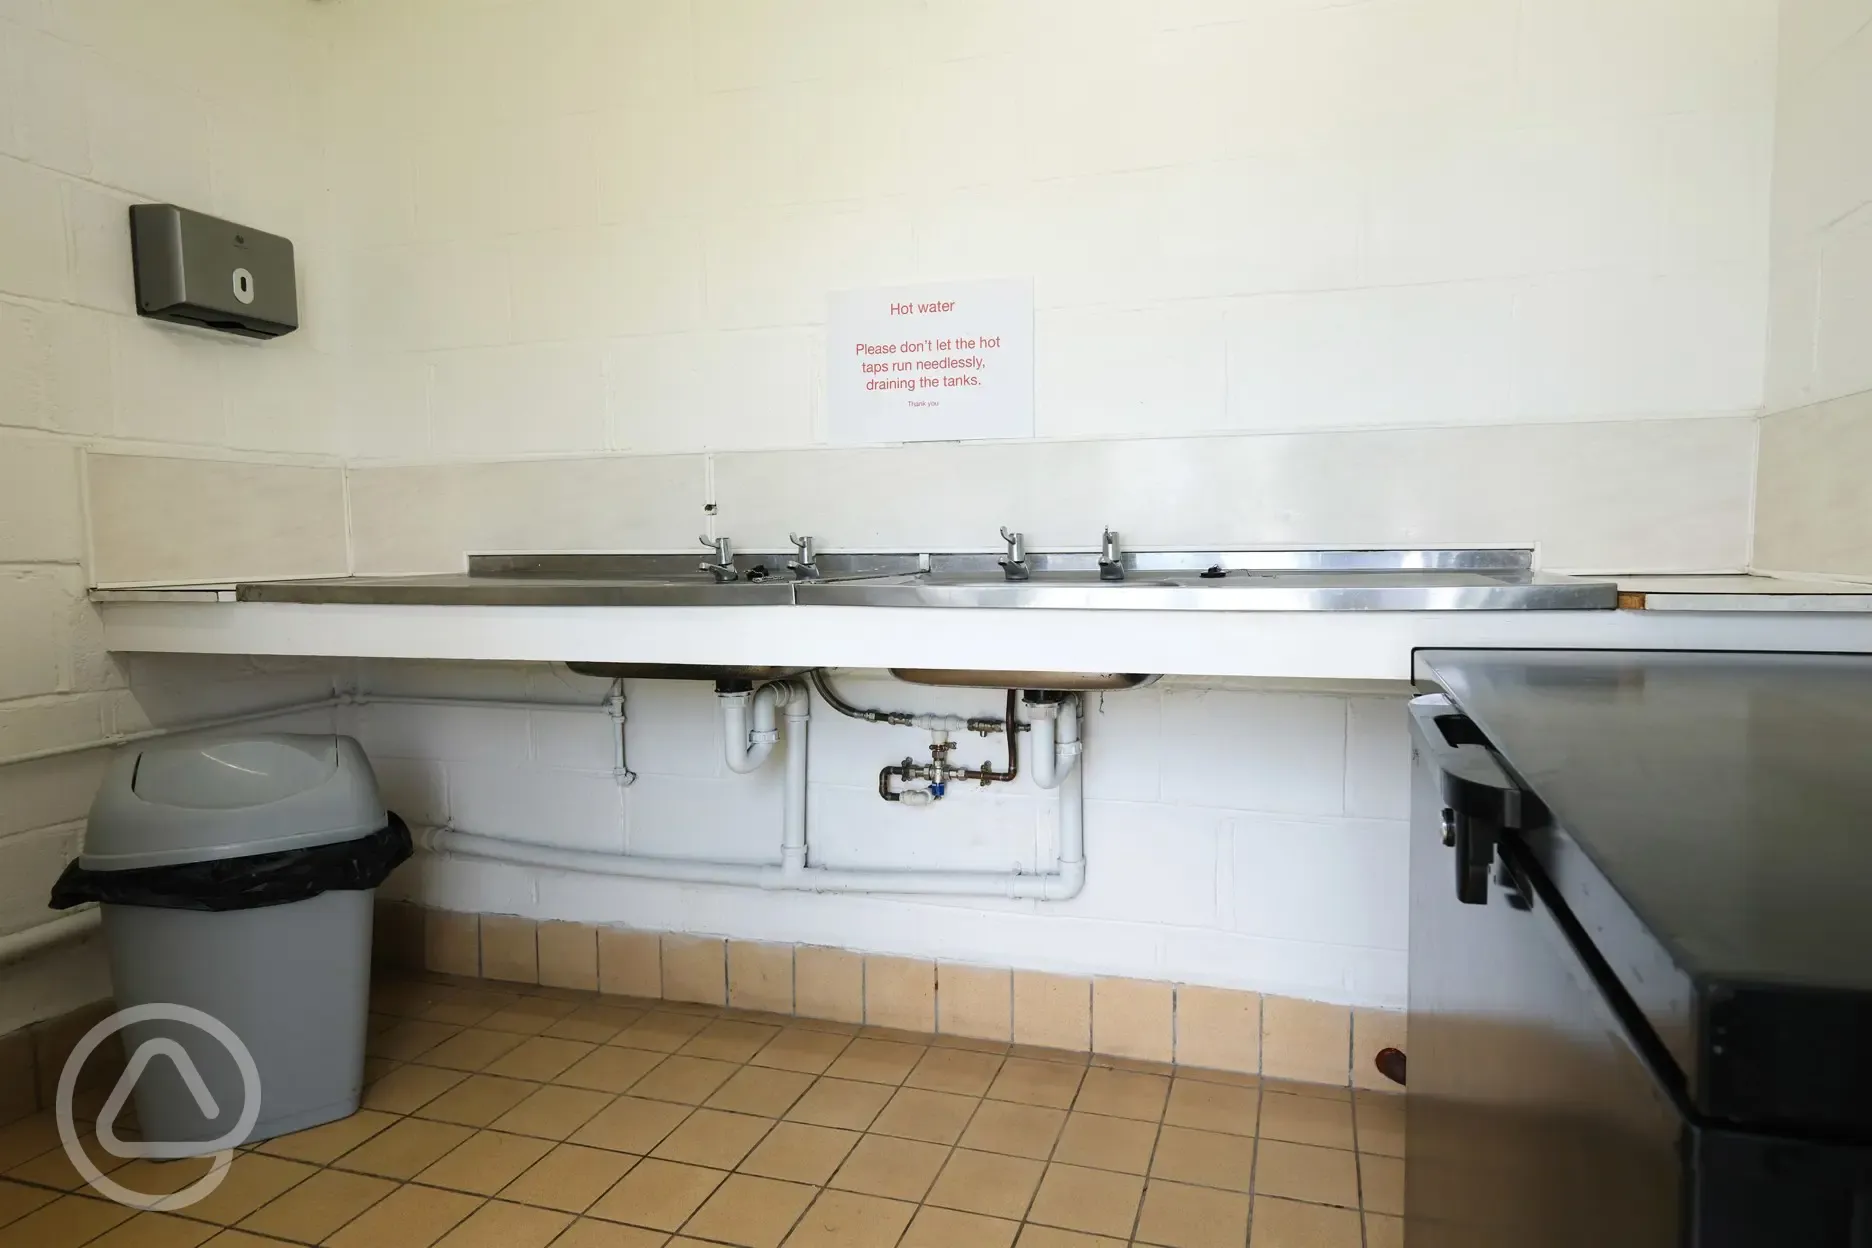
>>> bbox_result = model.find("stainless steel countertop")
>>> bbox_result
[212,549,1620,613]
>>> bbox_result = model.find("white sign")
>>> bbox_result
[826,277,1034,444]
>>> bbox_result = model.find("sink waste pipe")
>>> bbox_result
[422,673,1089,901]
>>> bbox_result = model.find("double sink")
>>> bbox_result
[234,548,1614,613]
[229,548,1615,689]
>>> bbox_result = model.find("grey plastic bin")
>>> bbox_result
[83,733,386,1149]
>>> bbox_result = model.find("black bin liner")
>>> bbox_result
[49,813,412,913]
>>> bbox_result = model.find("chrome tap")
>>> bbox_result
[998,527,1030,581]
[1099,527,1124,581]
[787,533,821,580]
[698,535,738,582]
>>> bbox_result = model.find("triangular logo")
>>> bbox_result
[96,1038,224,1160]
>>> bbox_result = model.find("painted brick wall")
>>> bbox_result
[0,0,343,1028]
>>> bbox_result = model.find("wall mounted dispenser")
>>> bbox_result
[129,204,298,339]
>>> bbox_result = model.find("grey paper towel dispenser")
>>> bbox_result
[129,204,298,339]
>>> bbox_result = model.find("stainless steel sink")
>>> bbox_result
[890,668,1159,691]
[567,662,811,683]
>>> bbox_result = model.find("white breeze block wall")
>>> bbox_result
[356,664,1412,1009]
[0,1,341,1028]
[325,0,1776,461]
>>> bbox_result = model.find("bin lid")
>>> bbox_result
[84,733,387,870]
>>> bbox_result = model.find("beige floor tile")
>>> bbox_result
[0,1114,63,1171]
[856,1026,933,1046]
[903,1047,1002,1097]
[681,1173,816,1248]
[679,1021,782,1065]
[556,1047,665,1095]
[414,1075,541,1128]
[1073,1067,1169,1121]
[544,1006,648,1046]
[369,1020,460,1063]
[823,1040,923,1087]
[480,1004,575,1037]
[254,1109,399,1165]
[500,1143,638,1214]
[737,1123,859,1186]
[1026,1163,1145,1239]
[324,1182,484,1248]
[0,1178,56,1227]
[1353,1093,1404,1158]
[588,1158,726,1231]
[486,1037,596,1082]
[867,1087,978,1145]
[7,1130,125,1190]
[781,1189,915,1248]
[335,1118,477,1180]
[1260,1078,1350,1104]
[569,1097,693,1155]
[417,1029,528,1073]
[958,1099,1066,1160]
[986,1058,1085,1110]
[0,1195,132,1247]
[203,1231,304,1247]
[362,1064,468,1115]
[417,1130,556,1195]
[1051,1112,1158,1175]
[704,1067,814,1118]
[924,1148,1044,1220]
[1136,1179,1251,1248]
[1254,1141,1359,1210]
[1259,1091,1354,1151]
[928,1033,1009,1055]
[237,1168,396,1242]
[612,1014,712,1055]
[1360,1153,1404,1216]
[782,1080,893,1132]
[901,1205,1018,1248]
[630,1057,741,1106]
[749,1030,852,1076]
[550,1220,669,1247]
[1013,1227,1126,1248]
[87,1212,218,1247]
[1012,972,1092,1053]
[1151,1125,1256,1192]
[826,1134,948,1202]
[1365,1211,1404,1248]
[1164,1079,1258,1137]
[162,1155,318,1225]
[1249,1195,1363,1247]
[1176,1067,1261,1090]
[491,1085,617,1140]
[650,1110,772,1170]
[1006,1045,1091,1067]
[1092,978,1174,1064]
[433,1199,572,1248]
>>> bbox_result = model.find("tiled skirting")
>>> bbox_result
[0,1001,123,1129]
[378,903,1406,1093]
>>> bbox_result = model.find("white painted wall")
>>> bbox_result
[1753,0,1872,578]
[0,0,342,1026]
[309,0,1779,1010]
[324,0,1776,461]
[2,1,1806,1021]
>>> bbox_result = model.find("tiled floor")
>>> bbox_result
[0,972,1405,1248]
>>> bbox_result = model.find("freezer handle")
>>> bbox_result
[1411,694,1543,905]
[1408,693,1533,827]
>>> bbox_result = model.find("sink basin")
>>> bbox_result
[890,668,1159,691]
[567,663,811,683]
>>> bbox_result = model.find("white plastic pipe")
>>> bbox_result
[780,687,810,877]
[721,682,797,774]
[420,827,767,887]
[1027,698,1083,792]
[0,908,102,967]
